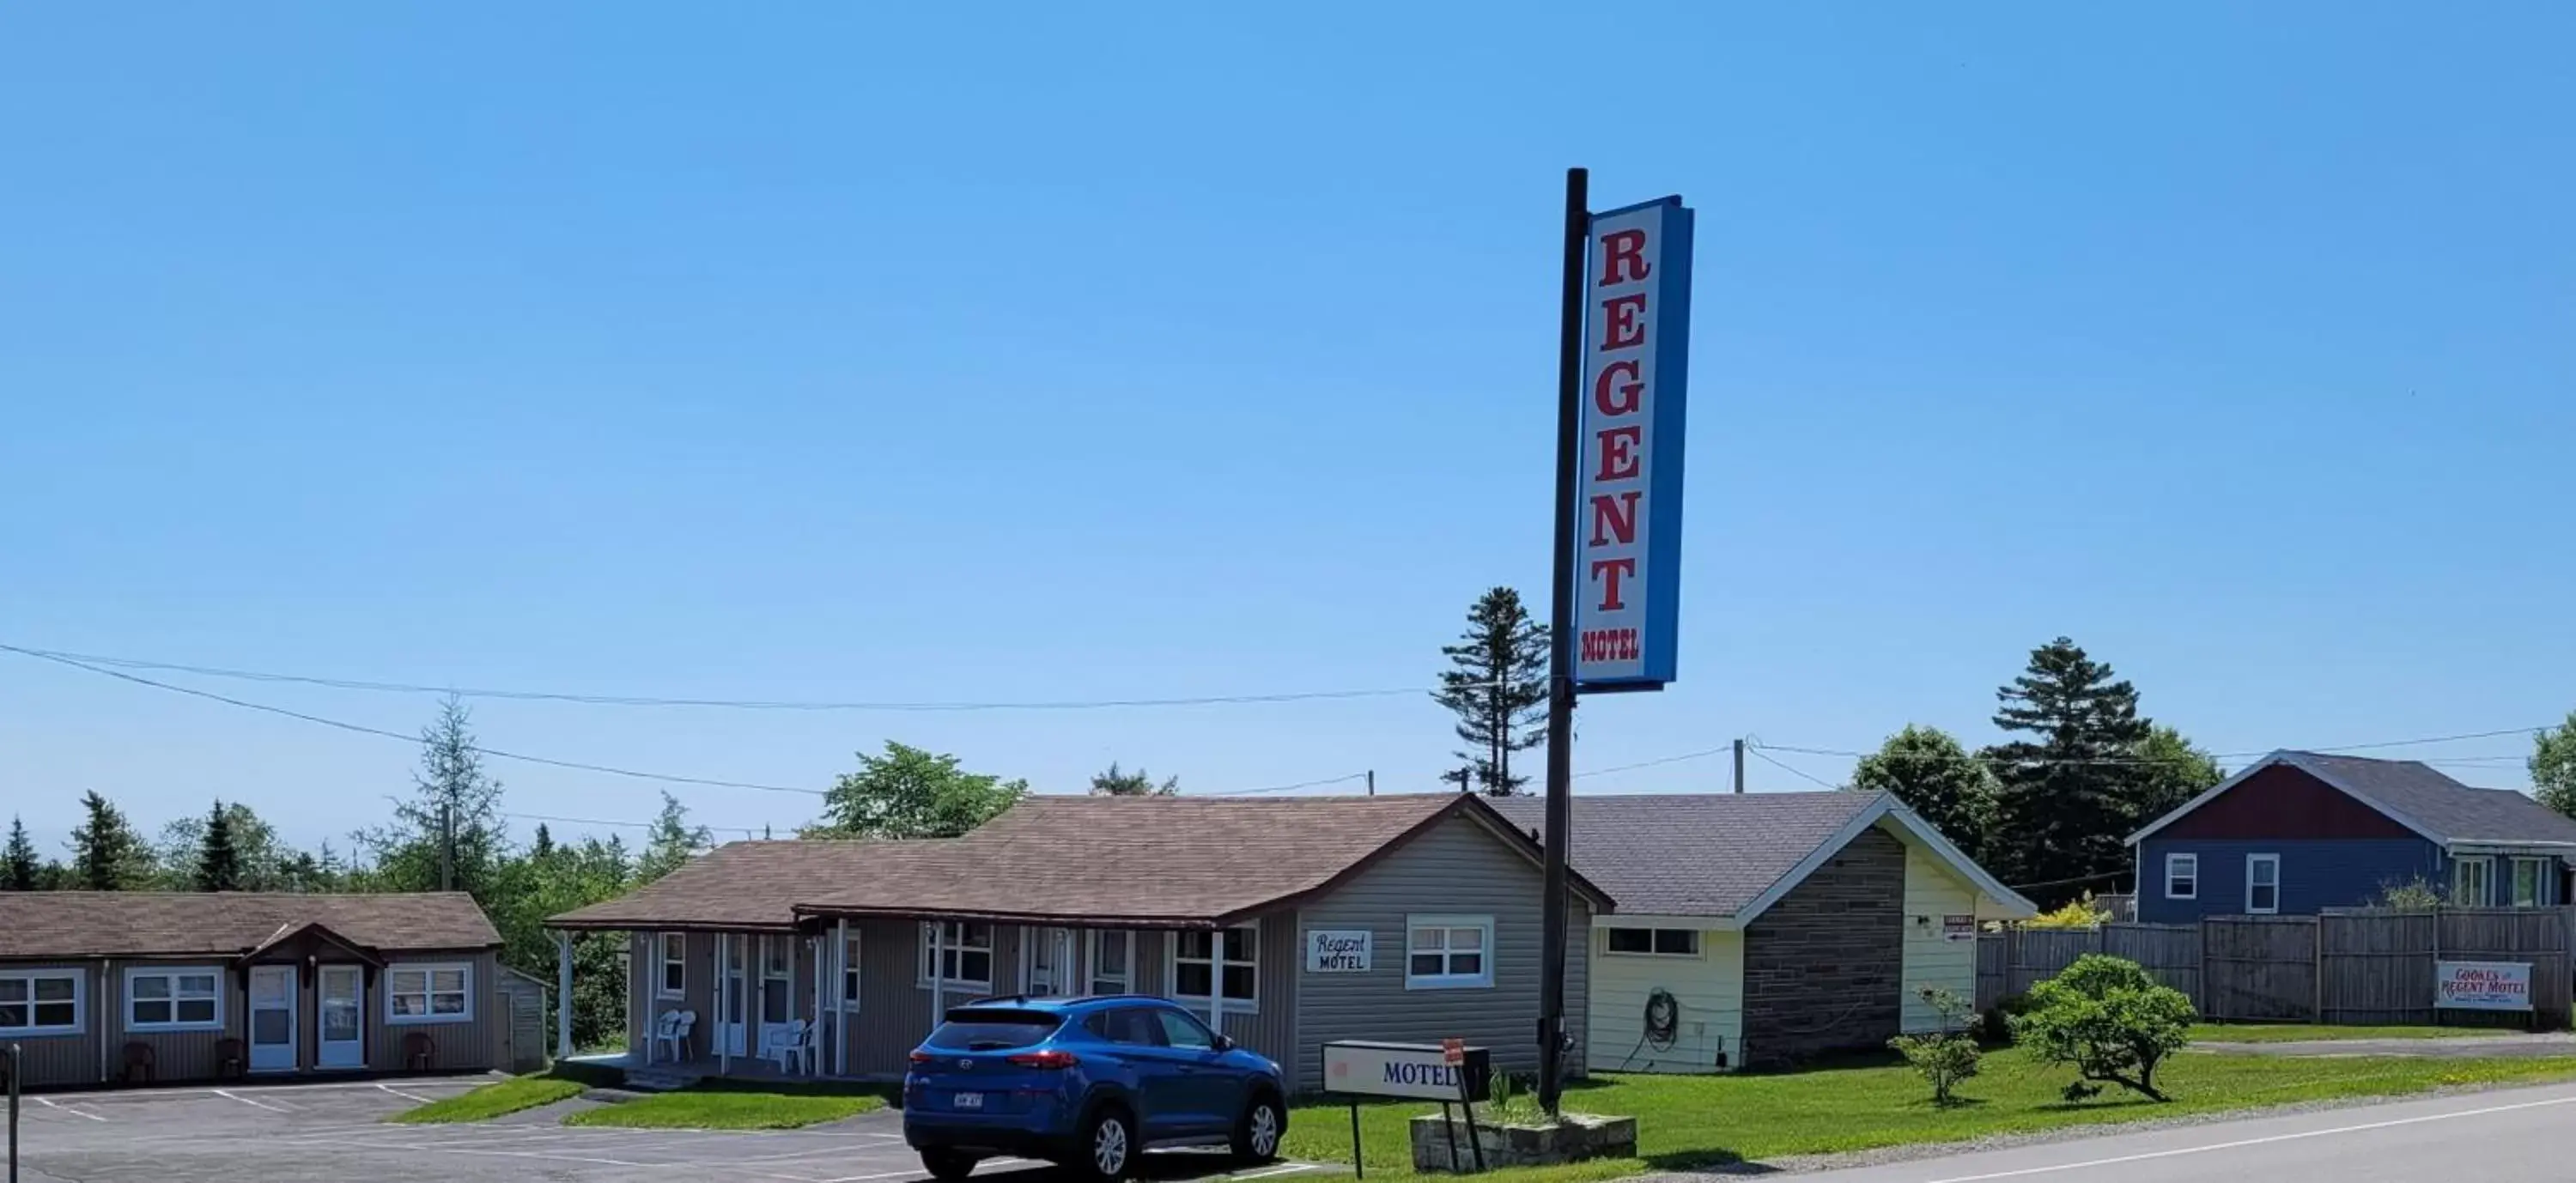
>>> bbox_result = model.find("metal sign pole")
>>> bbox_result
[1348,1101,1364,1180]
[1537,165,1589,1117]
[9,1040,21,1183]
[1455,1070,1487,1173]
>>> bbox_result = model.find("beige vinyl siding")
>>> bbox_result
[1900,838,1978,1032]
[2,962,101,1088]
[1291,812,1592,1094]
[1587,928,1740,1073]
[367,951,501,1072]
[847,919,933,1077]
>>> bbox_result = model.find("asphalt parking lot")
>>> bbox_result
[6,1077,1334,1183]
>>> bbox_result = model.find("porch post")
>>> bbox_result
[931,921,945,1022]
[810,931,823,1077]
[718,933,732,1076]
[834,917,850,1077]
[556,931,574,1061]
[1208,927,1224,1038]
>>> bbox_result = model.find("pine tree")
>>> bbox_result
[353,695,509,904]
[194,799,244,892]
[1979,638,2154,896]
[636,792,713,883]
[531,824,556,860]
[1852,725,1996,855]
[1430,586,1551,795]
[1088,763,1178,797]
[68,791,149,890]
[4,816,40,890]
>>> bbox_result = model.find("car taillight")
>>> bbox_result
[1005,1049,1079,1070]
[908,1050,934,1065]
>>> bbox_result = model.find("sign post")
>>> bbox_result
[8,1040,20,1183]
[1324,1040,1494,1176]
[1539,167,1695,1114]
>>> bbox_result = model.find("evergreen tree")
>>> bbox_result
[531,824,556,860]
[353,695,509,904]
[2533,711,2576,820]
[1088,763,1178,797]
[1978,638,2154,896]
[67,791,150,890]
[4,816,40,890]
[154,802,284,890]
[1852,725,1996,855]
[635,792,713,883]
[1430,586,1550,795]
[194,799,244,892]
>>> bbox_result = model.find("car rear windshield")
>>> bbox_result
[926,1008,1065,1051]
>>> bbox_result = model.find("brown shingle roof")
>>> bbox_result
[549,840,920,931]
[0,892,500,961]
[790,792,1607,928]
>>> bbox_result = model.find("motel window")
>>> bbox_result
[918,922,993,990]
[658,932,686,999]
[842,931,863,1013]
[2455,858,2494,907]
[1407,916,1496,989]
[1088,930,1133,996]
[0,970,83,1035]
[386,964,473,1023]
[1173,926,1258,1011]
[2245,854,2281,915]
[2512,858,2547,908]
[125,968,222,1031]
[1604,927,1699,957]
[2165,853,2198,901]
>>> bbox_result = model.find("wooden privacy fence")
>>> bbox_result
[1976,908,2573,1029]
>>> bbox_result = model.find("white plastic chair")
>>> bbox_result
[667,1010,699,1063]
[649,1010,683,1063]
[766,1018,814,1075]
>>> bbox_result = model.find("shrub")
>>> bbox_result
[1888,987,1984,1105]
[2372,877,2445,910]
[2024,892,2108,930]
[2010,954,2196,1102]
[1979,992,2032,1047]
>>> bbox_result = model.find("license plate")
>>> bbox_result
[954,1092,983,1110]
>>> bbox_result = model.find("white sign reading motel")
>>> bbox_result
[1321,1040,1491,1101]
[1305,930,1373,973]
[2435,961,2532,1011]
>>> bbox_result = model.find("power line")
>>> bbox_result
[502,810,773,840]
[1573,745,1734,780]
[1755,727,2548,769]
[1202,773,1372,796]
[0,643,1477,713]
[1748,745,1842,791]
[7,646,829,797]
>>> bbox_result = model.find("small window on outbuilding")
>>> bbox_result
[2165,853,2198,901]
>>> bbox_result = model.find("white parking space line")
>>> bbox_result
[215,1088,297,1113]
[375,1082,438,1103]
[1236,1165,1319,1180]
[33,1096,109,1122]
[1914,1092,2576,1183]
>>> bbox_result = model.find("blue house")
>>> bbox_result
[2129,750,2576,924]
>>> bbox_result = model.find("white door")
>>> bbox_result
[720,937,749,1057]
[248,966,298,1072]
[756,935,795,1055]
[317,966,364,1069]
[1024,927,1072,996]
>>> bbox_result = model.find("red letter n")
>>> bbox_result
[1598,228,1651,286]
[1588,492,1638,547]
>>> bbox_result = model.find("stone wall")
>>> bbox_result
[1741,826,1906,1067]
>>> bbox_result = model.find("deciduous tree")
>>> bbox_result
[804,742,1026,839]
[635,792,714,883]
[1852,725,1996,855]
[2533,711,2576,820]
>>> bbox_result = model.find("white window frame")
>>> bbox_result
[758,934,793,1025]
[657,932,687,1000]
[2165,853,2198,901]
[916,922,993,991]
[1170,926,1259,1013]
[1601,926,1701,958]
[2455,856,2495,907]
[385,963,474,1024]
[2512,858,2546,908]
[1087,929,1135,995]
[0,968,85,1036]
[124,966,223,1032]
[2245,853,2281,915]
[1406,915,1496,990]
[841,931,863,1013]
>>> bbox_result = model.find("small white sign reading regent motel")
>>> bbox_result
[1305,929,1373,973]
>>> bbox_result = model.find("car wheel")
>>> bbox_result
[1232,1092,1285,1162]
[1078,1105,1136,1182]
[919,1150,979,1182]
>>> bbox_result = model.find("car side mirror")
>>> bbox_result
[1211,1034,1234,1051]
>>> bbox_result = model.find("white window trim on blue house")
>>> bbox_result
[2454,857,2494,907]
[2245,853,2281,914]
[2164,853,2197,900]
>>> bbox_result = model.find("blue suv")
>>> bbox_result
[903,995,1289,1182]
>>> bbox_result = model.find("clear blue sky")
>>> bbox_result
[5,3,2569,856]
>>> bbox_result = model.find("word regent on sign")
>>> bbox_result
[1573,196,1693,690]
[1305,929,1373,973]
[2435,961,2533,1011]
[1321,1040,1493,1101]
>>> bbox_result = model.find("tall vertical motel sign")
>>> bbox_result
[1575,195,1692,689]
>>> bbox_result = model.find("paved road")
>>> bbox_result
[1794,1079,2576,1181]
[5,1077,1327,1183]
[2192,1032,2576,1059]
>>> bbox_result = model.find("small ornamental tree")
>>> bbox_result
[2011,954,2196,1101]
[1888,987,1984,1105]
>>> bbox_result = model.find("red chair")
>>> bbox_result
[212,1038,246,1081]
[402,1031,437,1071]
[121,1041,156,1084]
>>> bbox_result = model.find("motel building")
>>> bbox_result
[545,793,1609,1094]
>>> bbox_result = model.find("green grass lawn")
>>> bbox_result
[2190,1022,2524,1043]
[389,1072,587,1124]
[1281,1047,2576,1181]
[564,1078,893,1130]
